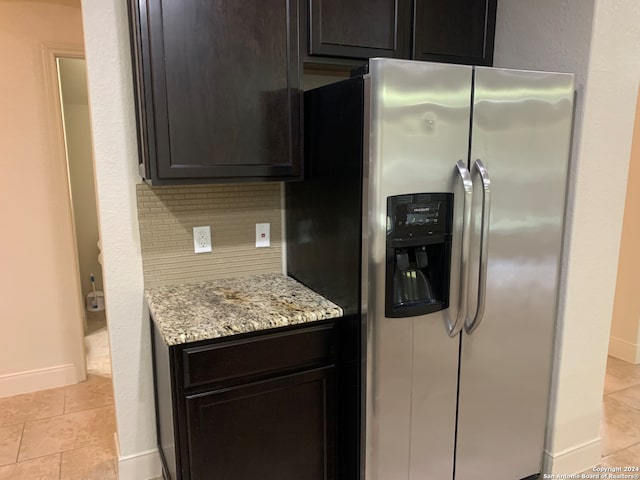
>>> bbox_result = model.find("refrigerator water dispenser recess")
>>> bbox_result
[385,193,453,318]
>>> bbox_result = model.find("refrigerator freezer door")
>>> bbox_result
[363,59,472,480]
[455,68,574,479]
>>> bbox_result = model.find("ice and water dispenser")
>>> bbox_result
[385,193,453,318]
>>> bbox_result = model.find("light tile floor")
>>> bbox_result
[579,355,640,475]
[0,375,116,479]
[1,355,639,478]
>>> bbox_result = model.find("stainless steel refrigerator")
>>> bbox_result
[286,58,574,480]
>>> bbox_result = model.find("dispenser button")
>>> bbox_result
[396,252,410,271]
[416,251,429,268]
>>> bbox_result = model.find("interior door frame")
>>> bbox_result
[42,42,89,380]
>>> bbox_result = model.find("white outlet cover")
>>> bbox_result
[193,226,212,254]
[256,223,270,248]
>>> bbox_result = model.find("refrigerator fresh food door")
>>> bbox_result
[455,67,574,480]
[363,58,472,480]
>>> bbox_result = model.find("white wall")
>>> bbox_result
[0,0,86,397]
[81,1,160,478]
[610,89,640,363]
[495,0,640,474]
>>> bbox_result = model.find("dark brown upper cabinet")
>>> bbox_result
[308,0,412,60]
[413,0,497,66]
[128,0,303,184]
[304,0,496,67]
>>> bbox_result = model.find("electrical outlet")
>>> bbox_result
[256,223,270,248]
[193,226,212,254]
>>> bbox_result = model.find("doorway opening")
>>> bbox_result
[595,86,640,470]
[56,56,111,379]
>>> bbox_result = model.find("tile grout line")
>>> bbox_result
[603,393,640,415]
[10,439,105,467]
[604,381,640,397]
[0,376,117,479]
[22,402,115,427]
[600,362,640,466]
[16,403,116,466]
[60,439,110,456]
[602,438,640,459]
[63,383,68,416]
[13,423,26,465]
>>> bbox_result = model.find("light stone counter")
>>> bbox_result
[145,273,344,346]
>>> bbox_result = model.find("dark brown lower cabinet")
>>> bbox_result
[151,317,359,480]
[186,368,334,480]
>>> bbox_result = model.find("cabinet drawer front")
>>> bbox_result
[183,324,335,388]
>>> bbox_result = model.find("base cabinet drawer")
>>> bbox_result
[182,324,335,388]
[186,368,335,480]
[150,317,359,480]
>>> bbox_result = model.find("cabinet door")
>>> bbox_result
[308,0,411,59]
[185,368,335,480]
[412,0,497,66]
[134,0,302,182]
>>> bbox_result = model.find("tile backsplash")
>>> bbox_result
[136,183,282,288]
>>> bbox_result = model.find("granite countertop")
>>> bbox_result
[145,273,344,346]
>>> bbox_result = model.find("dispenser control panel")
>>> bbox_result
[385,193,453,318]
[388,193,452,240]
[405,203,441,225]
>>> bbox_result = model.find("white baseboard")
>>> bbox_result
[609,336,640,364]
[543,437,602,475]
[0,363,80,398]
[118,448,162,480]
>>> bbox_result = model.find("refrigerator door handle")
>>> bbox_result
[448,160,473,337]
[466,159,491,334]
